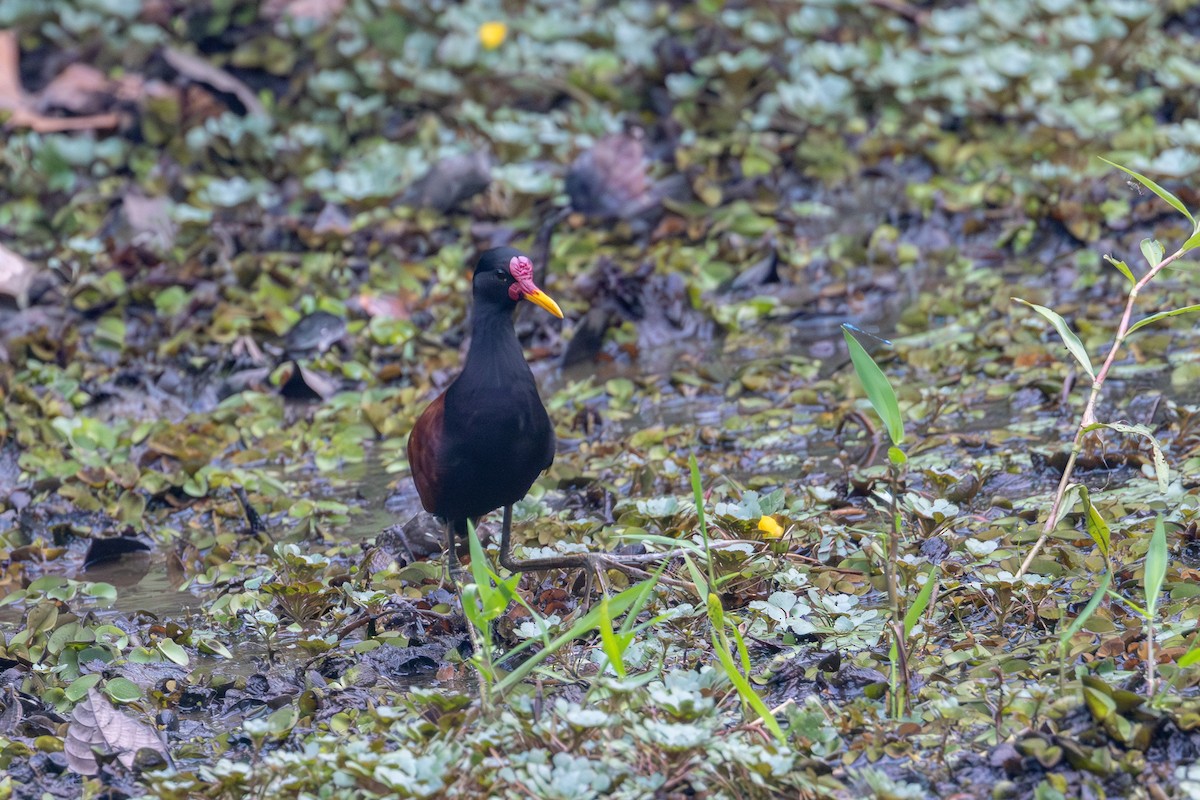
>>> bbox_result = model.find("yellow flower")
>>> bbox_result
[758,515,784,539]
[478,21,507,50]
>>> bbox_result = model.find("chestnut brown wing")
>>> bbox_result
[407,393,447,515]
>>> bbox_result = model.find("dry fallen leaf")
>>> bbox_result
[36,63,114,115]
[263,0,347,24]
[115,194,178,255]
[0,243,37,308]
[565,134,650,218]
[64,689,170,776]
[357,290,411,320]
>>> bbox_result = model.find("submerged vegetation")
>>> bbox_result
[4,0,1200,798]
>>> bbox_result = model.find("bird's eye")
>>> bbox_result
[495,270,507,280]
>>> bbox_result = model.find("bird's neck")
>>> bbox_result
[459,306,530,389]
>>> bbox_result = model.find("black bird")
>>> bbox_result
[408,247,573,580]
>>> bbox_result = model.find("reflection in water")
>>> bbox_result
[84,552,198,619]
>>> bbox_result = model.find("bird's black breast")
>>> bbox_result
[435,378,555,522]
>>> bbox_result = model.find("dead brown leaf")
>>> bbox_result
[36,63,114,115]
[0,243,37,307]
[264,0,347,24]
[356,291,411,320]
[64,689,169,776]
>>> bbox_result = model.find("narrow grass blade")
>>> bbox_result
[507,591,554,648]
[1078,487,1111,557]
[1179,639,1200,668]
[1059,571,1112,647]
[710,630,786,743]
[842,326,904,445]
[467,520,490,592]
[1099,157,1195,227]
[902,566,938,639]
[681,552,709,600]
[730,620,753,675]
[597,596,628,678]
[689,453,718,588]
[1144,516,1167,616]
[1013,299,1094,379]
[618,532,707,554]
[1107,590,1149,620]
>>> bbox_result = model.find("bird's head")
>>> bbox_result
[472,247,563,319]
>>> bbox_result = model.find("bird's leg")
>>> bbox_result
[498,505,590,573]
[496,505,698,593]
[443,520,462,588]
[498,505,611,604]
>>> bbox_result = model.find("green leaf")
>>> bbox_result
[1013,299,1094,379]
[465,520,510,622]
[680,553,708,601]
[1179,640,1200,668]
[597,596,627,679]
[1060,571,1112,646]
[1107,589,1148,620]
[1083,683,1117,721]
[842,326,904,445]
[1140,238,1165,269]
[104,677,142,704]
[729,620,753,676]
[460,584,485,632]
[197,638,232,659]
[706,592,726,630]
[1053,483,1086,529]
[689,453,708,543]
[65,673,103,702]
[157,639,189,666]
[1099,157,1195,227]
[267,705,298,737]
[1078,487,1110,557]
[1143,516,1167,616]
[618,532,706,554]
[26,602,59,636]
[84,582,117,601]
[689,453,718,589]
[1128,304,1200,335]
[1183,228,1200,254]
[1104,255,1136,284]
[1084,422,1168,491]
[903,566,938,639]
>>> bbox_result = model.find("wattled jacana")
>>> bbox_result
[408,247,577,581]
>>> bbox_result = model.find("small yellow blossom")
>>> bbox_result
[478,21,507,50]
[758,515,784,539]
